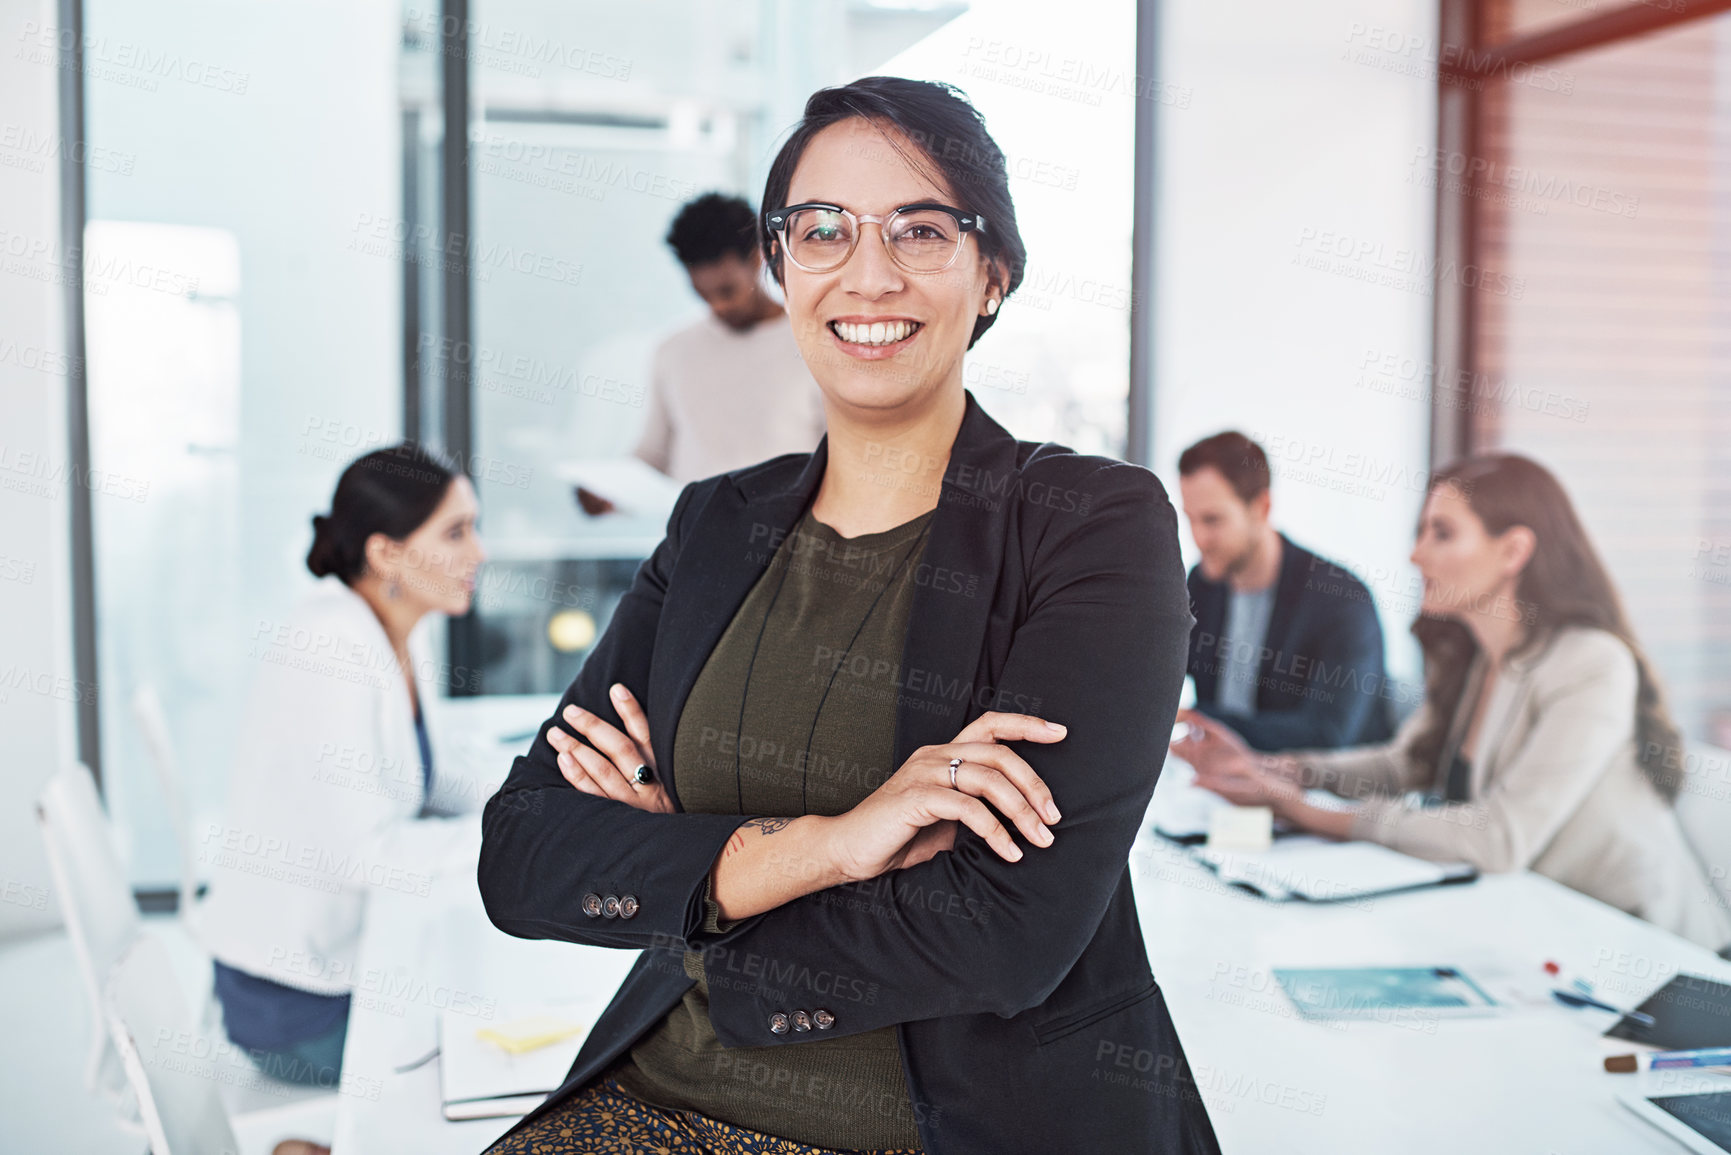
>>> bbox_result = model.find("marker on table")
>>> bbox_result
[1605,1046,1731,1073]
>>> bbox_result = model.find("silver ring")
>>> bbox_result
[632,763,654,785]
[948,757,962,789]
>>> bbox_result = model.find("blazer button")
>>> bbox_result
[813,1008,835,1030]
[768,1012,790,1035]
[581,893,603,918]
[792,1009,812,1032]
[618,895,639,920]
[602,895,621,919]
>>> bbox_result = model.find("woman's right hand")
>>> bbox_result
[822,712,1068,883]
[1168,709,1257,779]
[1171,709,1303,805]
[544,687,675,814]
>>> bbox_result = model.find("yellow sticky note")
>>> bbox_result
[1206,805,1273,852]
[476,1014,585,1055]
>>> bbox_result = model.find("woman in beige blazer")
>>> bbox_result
[1175,454,1731,951]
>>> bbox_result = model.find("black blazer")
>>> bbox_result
[1186,533,1392,751]
[479,395,1221,1155]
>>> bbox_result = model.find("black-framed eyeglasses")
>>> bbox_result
[764,202,987,275]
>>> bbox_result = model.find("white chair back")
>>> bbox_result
[106,932,241,1155]
[35,762,142,1101]
[1674,742,1731,930]
[133,682,201,923]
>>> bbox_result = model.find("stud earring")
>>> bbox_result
[985,298,999,315]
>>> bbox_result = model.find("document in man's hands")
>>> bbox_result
[1192,836,1477,902]
[558,457,683,518]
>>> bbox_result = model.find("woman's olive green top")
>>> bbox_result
[606,507,936,1151]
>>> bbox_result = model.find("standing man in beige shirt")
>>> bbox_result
[579,193,825,517]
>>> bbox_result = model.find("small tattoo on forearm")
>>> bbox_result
[721,816,794,860]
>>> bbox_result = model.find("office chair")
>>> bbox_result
[34,761,144,1118]
[106,932,242,1154]
[133,682,203,929]
[106,932,339,1155]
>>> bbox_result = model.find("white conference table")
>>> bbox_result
[1129,831,1731,1153]
[332,695,1731,1153]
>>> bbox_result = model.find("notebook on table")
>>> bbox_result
[439,1005,594,1122]
[1192,836,1477,902]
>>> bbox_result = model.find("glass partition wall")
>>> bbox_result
[80,1,406,891]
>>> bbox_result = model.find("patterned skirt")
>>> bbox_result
[484,1077,925,1155]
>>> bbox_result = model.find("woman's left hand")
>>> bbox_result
[545,683,674,813]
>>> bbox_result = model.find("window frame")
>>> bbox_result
[1428,0,1731,465]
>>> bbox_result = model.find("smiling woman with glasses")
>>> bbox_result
[480,76,1218,1155]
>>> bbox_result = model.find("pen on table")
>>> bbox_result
[1541,959,1653,1024]
[1542,958,1597,996]
[1550,988,1655,1025]
[1605,1046,1731,1073]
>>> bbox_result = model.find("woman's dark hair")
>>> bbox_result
[759,76,1026,350]
[307,443,464,585]
[1410,454,1683,800]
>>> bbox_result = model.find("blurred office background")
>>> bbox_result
[4,0,1730,938]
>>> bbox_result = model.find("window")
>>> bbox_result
[1444,2,1731,743]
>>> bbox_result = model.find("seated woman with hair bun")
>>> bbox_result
[200,444,486,1099]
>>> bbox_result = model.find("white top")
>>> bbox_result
[199,577,479,995]
[633,313,826,483]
